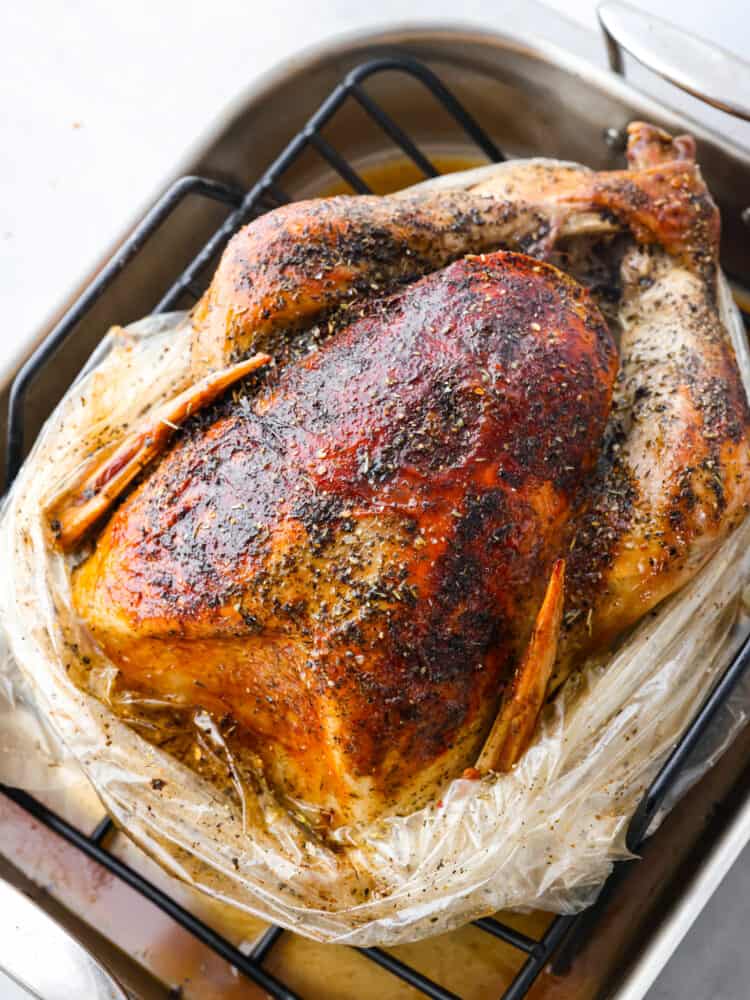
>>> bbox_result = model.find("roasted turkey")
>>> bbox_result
[58,123,750,828]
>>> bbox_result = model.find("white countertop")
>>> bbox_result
[3,2,750,998]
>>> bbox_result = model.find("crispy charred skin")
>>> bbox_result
[190,191,563,372]
[463,124,748,683]
[74,252,616,824]
[553,124,750,683]
[70,121,749,818]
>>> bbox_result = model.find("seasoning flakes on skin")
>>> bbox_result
[553,125,750,685]
[67,121,750,832]
[189,191,559,373]
[72,251,616,827]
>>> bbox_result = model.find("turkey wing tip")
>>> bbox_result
[476,558,566,774]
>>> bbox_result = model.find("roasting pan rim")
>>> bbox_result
[5,15,750,1000]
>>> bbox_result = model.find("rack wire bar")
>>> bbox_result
[249,926,286,963]
[548,863,632,977]
[153,56,504,318]
[2,53,750,1000]
[627,629,750,852]
[549,625,750,977]
[89,814,114,846]
[499,916,578,1000]
[349,83,439,177]
[0,787,300,1000]
[358,948,462,1000]
[472,918,540,955]
[4,176,243,485]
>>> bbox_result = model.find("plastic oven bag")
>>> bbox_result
[1,253,750,949]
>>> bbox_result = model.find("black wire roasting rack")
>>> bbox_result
[4,54,750,1000]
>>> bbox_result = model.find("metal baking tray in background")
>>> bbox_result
[2,7,750,999]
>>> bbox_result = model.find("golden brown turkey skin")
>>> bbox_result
[437,123,749,685]
[190,191,559,372]
[551,125,750,683]
[73,251,616,824]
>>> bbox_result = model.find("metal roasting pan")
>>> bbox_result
[3,6,750,999]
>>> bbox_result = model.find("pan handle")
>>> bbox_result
[597,1,750,122]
